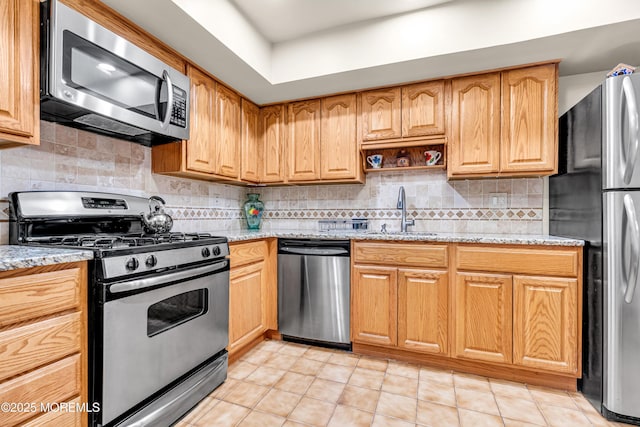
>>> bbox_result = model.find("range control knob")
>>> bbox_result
[201,247,211,258]
[212,246,221,256]
[125,257,139,271]
[145,255,158,268]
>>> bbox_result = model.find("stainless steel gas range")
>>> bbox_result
[9,191,230,427]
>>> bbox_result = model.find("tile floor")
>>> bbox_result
[176,340,632,427]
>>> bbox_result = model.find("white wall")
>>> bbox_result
[558,70,608,115]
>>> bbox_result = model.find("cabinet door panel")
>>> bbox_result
[361,88,401,141]
[449,73,501,176]
[229,261,266,352]
[288,100,321,181]
[185,66,216,174]
[215,85,241,178]
[513,275,578,373]
[402,81,445,137]
[352,265,397,346]
[241,99,260,182]
[501,64,557,174]
[398,269,448,355]
[260,105,285,183]
[454,272,512,364]
[321,94,357,180]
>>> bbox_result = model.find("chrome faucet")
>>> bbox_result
[397,186,415,232]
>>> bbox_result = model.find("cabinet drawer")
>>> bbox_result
[354,242,448,268]
[0,355,80,426]
[230,240,268,268]
[21,397,82,427]
[0,267,82,327]
[456,246,579,277]
[0,312,81,382]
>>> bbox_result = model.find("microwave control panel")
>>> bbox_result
[170,87,188,128]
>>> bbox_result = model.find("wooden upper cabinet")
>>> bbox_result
[501,64,557,174]
[241,99,260,182]
[260,105,286,183]
[513,275,578,374]
[454,272,512,364]
[0,0,39,147]
[215,85,241,179]
[361,88,402,141]
[402,81,445,137]
[185,65,216,174]
[352,265,398,346]
[287,100,321,181]
[321,94,358,180]
[449,73,501,177]
[398,269,448,355]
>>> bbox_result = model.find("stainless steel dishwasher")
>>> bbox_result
[278,239,350,349]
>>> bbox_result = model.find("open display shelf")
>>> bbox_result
[361,139,446,173]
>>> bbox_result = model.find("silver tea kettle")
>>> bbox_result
[141,196,173,234]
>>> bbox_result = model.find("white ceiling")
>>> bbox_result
[101,0,640,104]
[229,0,454,43]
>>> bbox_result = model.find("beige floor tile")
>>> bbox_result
[303,347,334,362]
[418,381,456,407]
[180,397,219,424]
[416,399,459,427]
[583,411,610,427]
[358,357,389,372]
[317,363,355,383]
[568,392,599,414]
[260,340,286,352]
[264,353,300,371]
[209,378,239,399]
[238,410,285,427]
[387,361,421,379]
[539,403,592,427]
[458,408,503,427]
[455,388,500,416]
[288,397,336,427]
[338,384,381,412]
[173,421,193,427]
[419,367,453,386]
[228,361,259,380]
[275,371,315,395]
[283,421,309,427]
[503,419,545,427]
[348,367,386,390]
[305,378,346,403]
[245,366,287,387]
[372,414,417,427]
[383,374,419,398]
[289,357,325,376]
[489,378,532,400]
[327,352,360,367]
[255,389,301,418]
[222,381,270,408]
[495,395,546,425]
[242,349,273,365]
[529,386,579,410]
[327,404,373,427]
[193,400,250,427]
[376,391,418,423]
[279,343,310,357]
[453,372,491,392]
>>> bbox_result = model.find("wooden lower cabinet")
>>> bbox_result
[228,240,277,360]
[351,265,397,346]
[454,272,512,364]
[0,262,88,427]
[398,269,448,355]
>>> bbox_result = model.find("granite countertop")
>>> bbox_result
[210,229,584,247]
[0,246,94,272]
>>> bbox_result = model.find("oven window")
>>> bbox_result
[147,289,208,337]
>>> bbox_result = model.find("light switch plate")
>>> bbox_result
[489,192,508,208]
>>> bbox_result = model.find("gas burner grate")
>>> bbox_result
[26,232,218,249]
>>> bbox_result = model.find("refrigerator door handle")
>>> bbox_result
[621,77,640,185]
[622,194,640,303]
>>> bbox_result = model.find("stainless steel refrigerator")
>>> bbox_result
[550,73,640,424]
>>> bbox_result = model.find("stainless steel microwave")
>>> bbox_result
[40,0,190,145]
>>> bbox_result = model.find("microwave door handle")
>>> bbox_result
[623,194,640,303]
[160,70,174,129]
[621,77,639,185]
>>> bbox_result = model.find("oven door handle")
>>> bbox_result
[109,260,228,294]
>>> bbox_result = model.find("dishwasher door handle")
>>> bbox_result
[279,246,349,256]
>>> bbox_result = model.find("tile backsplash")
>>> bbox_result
[0,121,543,243]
